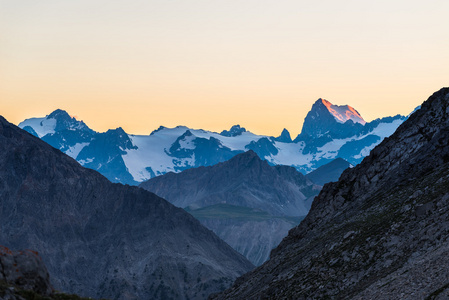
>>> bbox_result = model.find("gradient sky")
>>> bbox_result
[1,1,448,137]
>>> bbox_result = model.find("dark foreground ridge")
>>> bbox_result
[0,116,253,300]
[213,88,449,299]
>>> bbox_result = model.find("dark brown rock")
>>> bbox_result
[0,246,52,296]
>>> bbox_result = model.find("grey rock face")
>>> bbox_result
[220,125,246,137]
[140,151,319,266]
[0,117,253,300]
[213,88,449,299]
[274,128,292,143]
[77,127,138,185]
[0,246,52,296]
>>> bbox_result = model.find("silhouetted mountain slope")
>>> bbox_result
[0,116,253,300]
[213,88,449,299]
[140,151,320,265]
[305,157,352,186]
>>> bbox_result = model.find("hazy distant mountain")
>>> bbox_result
[0,116,253,300]
[305,157,352,186]
[18,99,410,185]
[213,88,449,299]
[140,150,320,265]
[140,150,318,216]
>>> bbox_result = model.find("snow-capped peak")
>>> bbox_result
[319,99,366,125]
[18,109,93,138]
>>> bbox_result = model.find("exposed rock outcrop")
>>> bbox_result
[213,88,449,299]
[0,246,52,296]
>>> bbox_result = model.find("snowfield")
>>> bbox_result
[17,102,414,184]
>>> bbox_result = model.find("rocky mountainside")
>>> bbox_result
[140,150,320,265]
[18,100,409,184]
[305,157,352,186]
[0,116,253,300]
[213,88,449,299]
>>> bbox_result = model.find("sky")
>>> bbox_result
[1,0,448,137]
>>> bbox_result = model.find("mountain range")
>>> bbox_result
[140,150,321,266]
[18,99,409,185]
[0,115,253,299]
[213,88,449,299]
[3,87,444,300]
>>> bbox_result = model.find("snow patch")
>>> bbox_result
[122,117,405,181]
[78,158,93,165]
[369,119,403,138]
[122,126,263,182]
[178,134,196,150]
[65,142,89,159]
[18,117,57,138]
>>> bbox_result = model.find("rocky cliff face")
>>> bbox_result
[140,151,319,266]
[213,88,449,299]
[0,116,253,300]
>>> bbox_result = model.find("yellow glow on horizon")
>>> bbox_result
[1,1,448,137]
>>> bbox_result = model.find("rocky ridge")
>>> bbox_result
[213,88,449,299]
[0,116,253,300]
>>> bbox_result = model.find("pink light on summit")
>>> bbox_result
[320,99,366,125]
